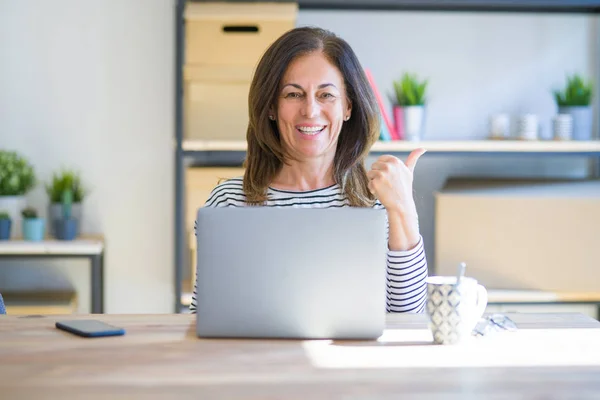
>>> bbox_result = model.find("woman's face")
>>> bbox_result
[275,51,352,162]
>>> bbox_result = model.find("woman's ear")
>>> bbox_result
[344,100,352,121]
[268,105,276,121]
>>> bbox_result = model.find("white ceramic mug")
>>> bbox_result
[489,114,510,139]
[425,276,488,345]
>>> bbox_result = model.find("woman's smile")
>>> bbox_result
[296,124,327,138]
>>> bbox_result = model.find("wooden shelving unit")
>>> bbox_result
[174,0,600,313]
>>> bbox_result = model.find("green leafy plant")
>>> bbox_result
[393,72,429,106]
[46,169,86,203]
[553,74,593,107]
[21,207,38,219]
[0,150,36,196]
[0,211,10,220]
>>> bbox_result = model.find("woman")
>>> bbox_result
[191,27,427,314]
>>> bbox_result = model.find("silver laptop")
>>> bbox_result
[195,207,388,340]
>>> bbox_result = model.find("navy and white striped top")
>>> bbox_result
[190,177,428,314]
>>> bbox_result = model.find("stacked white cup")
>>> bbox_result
[553,114,573,141]
[489,114,510,139]
[516,114,539,140]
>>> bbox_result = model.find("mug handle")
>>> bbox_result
[474,284,488,321]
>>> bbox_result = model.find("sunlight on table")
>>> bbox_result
[302,327,600,369]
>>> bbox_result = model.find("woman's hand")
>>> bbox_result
[367,148,426,251]
[367,148,426,213]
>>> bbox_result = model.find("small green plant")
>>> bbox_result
[46,169,86,203]
[0,150,36,196]
[61,189,73,219]
[21,207,38,219]
[0,211,10,220]
[553,74,593,107]
[393,72,429,106]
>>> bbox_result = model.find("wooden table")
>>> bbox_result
[0,236,104,313]
[1,313,600,399]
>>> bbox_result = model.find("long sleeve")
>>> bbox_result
[386,235,428,313]
[190,220,199,313]
[189,179,429,314]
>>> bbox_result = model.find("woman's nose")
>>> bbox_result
[301,97,320,118]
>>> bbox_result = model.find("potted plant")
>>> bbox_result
[553,74,593,140]
[53,189,79,240]
[392,72,429,141]
[0,150,36,238]
[21,207,45,242]
[46,169,86,236]
[0,211,11,240]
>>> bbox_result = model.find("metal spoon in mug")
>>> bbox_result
[456,262,466,285]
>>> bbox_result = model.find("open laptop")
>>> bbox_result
[194,207,388,340]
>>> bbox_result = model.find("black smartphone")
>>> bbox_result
[55,320,125,338]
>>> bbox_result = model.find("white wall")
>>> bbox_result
[297,11,596,272]
[0,0,174,313]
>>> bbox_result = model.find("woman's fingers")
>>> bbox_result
[405,148,427,173]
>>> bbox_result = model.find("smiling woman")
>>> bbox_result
[191,27,428,315]
[245,26,380,206]
[274,53,351,178]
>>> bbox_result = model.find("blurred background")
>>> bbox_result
[0,0,598,317]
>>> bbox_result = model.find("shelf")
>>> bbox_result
[488,290,600,304]
[183,140,247,152]
[188,0,600,13]
[371,140,600,154]
[0,236,105,256]
[182,139,600,155]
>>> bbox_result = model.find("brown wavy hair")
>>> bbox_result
[243,27,380,207]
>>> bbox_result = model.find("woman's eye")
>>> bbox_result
[285,92,302,98]
[320,93,335,99]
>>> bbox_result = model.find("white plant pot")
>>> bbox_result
[558,106,593,140]
[0,196,26,238]
[403,106,426,141]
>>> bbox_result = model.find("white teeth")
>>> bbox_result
[297,126,325,135]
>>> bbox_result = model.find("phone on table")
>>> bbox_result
[55,320,125,338]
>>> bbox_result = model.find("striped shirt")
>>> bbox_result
[190,177,428,314]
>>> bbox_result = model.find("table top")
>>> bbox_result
[0,235,104,255]
[1,313,600,399]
